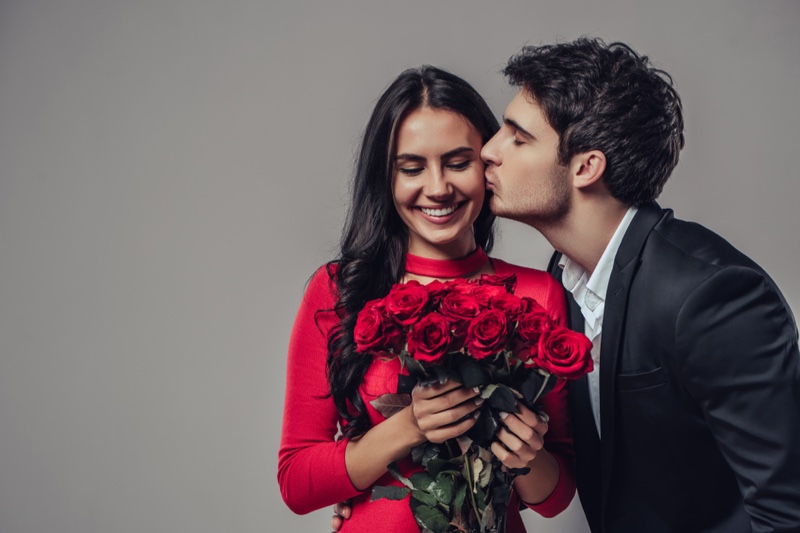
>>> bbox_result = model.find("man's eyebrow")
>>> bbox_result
[395,146,475,161]
[503,117,535,139]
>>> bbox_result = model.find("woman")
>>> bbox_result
[278,66,575,532]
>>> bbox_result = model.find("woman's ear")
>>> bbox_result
[569,150,606,189]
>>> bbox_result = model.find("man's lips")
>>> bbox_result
[484,169,497,190]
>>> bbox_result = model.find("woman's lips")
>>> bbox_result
[415,202,464,224]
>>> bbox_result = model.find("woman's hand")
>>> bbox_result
[490,402,548,469]
[330,500,350,532]
[410,380,482,444]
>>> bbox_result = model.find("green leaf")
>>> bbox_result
[404,357,427,378]
[471,457,484,488]
[491,483,511,507]
[455,436,472,456]
[371,485,410,501]
[397,374,418,394]
[453,481,467,510]
[478,461,493,489]
[411,443,426,464]
[426,458,456,478]
[487,384,518,413]
[452,354,491,388]
[477,447,493,464]
[421,443,441,466]
[431,364,452,385]
[386,462,414,490]
[464,405,498,449]
[409,471,435,491]
[476,485,487,505]
[369,393,411,419]
[411,443,441,466]
[430,474,454,505]
[410,502,451,533]
[479,383,498,399]
[410,489,438,508]
[480,502,496,531]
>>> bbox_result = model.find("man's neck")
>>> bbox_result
[540,198,629,276]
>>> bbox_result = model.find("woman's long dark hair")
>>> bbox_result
[326,66,500,439]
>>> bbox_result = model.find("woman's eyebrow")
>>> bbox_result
[396,147,474,161]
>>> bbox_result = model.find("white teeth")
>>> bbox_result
[420,205,458,217]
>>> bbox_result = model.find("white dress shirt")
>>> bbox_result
[557,207,638,437]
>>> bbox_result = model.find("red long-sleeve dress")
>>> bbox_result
[278,258,576,532]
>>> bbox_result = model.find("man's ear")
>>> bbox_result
[569,150,606,189]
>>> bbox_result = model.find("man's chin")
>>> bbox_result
[488,197,515,219]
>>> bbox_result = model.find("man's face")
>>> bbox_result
[481,90,571,227]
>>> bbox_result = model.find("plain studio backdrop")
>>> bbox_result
[1,1,798,532]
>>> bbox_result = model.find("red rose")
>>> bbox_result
[425,279,454,305]
[439,291,481,347]
[407,313,452,363]
[385,281,430,326]
[440,292,481,321]
[489,293,527,321]
[533,328,594,379]
[517,305,553,344]
[470,284,509,308]
[466,309,509,359]
[479,273,517,292]
[519,297,539,313]
[354,299,402,353]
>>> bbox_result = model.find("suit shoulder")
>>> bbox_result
[638,213,782,311]
[650,214,761,273]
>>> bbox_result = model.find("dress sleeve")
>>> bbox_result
[277,267,363,515]
[523,273,577,517]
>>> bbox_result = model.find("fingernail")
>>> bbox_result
[472,387,480,394]
[474,397,484,406]
[538,412,550,424]
[499,411,509,420]
[473,410,481,418]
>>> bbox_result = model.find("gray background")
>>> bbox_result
[1,1,798,532]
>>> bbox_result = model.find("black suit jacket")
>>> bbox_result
[548,203,800,533]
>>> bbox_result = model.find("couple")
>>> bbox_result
[279,38,800,532]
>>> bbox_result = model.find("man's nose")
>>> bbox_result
[481,133,501,165]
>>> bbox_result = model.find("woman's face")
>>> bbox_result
[392,106,486,259]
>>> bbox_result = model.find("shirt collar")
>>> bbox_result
[558,206,638,315]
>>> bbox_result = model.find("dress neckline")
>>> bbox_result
[404,247,489,278]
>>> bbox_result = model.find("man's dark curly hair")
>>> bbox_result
[504,37,685,206]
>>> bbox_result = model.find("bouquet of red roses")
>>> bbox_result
[353,273,593,533]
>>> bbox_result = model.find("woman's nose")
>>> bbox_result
[424,169,452,198]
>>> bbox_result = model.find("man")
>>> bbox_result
[480,38,800,532]
[333,38,800,532]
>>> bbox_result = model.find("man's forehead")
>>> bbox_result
[506,90,544,123]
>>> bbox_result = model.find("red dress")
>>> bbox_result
[278,258,576,532]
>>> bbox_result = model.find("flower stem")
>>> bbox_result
[465,454,481,524]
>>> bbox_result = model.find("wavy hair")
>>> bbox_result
[326,66,499,439]
[503,37,685,206]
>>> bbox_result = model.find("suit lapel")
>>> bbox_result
[598,203,664,514]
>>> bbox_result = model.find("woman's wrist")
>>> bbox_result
[513,448,560,505]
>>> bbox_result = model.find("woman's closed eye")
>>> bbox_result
[398,166,424,176]
[446,160,472,171]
